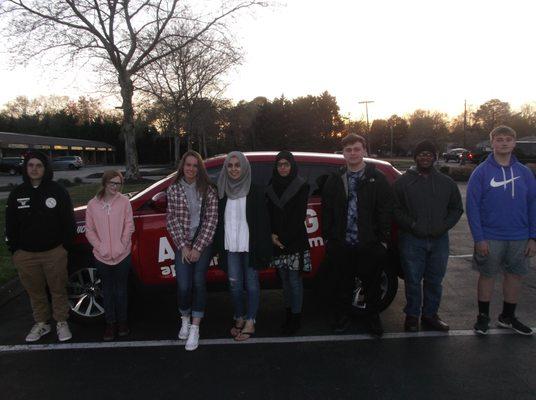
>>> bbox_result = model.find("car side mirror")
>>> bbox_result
[150,191,167,213]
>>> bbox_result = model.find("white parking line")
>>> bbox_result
[449,254,472,258]
[0,328,531,353]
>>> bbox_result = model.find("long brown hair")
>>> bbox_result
[97,170,123,199]
[175,150,212,196]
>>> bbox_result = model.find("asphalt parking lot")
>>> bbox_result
[0,182,535,399]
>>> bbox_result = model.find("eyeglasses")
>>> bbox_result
[107,181,122,187]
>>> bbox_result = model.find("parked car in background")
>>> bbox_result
[51,156,84,170]
[442,148,468,163]
[66,152,403,322]
[464,140,536,165]
[0,157,24,175]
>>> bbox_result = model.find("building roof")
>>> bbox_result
[0,131,114,150]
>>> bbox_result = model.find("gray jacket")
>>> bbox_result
[393,166,463,238]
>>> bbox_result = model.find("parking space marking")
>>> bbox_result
[0,328,530,353]
[449,254,472,258]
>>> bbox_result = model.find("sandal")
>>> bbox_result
[234,330,255,342]
[230,321,245,337]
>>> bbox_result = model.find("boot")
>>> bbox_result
[283,313,301,336]
[280,308,292,332]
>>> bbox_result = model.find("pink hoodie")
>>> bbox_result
[85,193,135,265]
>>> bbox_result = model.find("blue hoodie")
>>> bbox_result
[466,153,536,242]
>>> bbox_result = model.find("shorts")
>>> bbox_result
[472,239,530,277]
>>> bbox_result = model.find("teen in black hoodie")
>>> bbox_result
[5,151,76,342]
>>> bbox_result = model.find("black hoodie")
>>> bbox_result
[5,152,76,253]
[393,166,463,238]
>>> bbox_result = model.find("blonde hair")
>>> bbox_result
[490,125,516,141]
[97,170,123,199]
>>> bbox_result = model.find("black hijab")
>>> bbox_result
[267,151,306,209]
[271,151,298,197]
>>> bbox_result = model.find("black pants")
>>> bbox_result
[326,241,386,316]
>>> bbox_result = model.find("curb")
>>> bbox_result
[0,277,24,308]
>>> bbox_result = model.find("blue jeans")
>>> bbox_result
[400,233,449,317]
[95,255,131,324]
[278,268,303,313]
[175,246,212,319]
[227,252,260,321]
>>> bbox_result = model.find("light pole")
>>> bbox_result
[359,100,374,153]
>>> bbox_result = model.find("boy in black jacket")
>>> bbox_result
[393,141,463,332]
[5,151,76,342]
[322,134,393,336]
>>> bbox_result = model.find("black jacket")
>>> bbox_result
[214,183,273,271]
[321,163,393,247]
[393,166,463,238]
[266,179,310,259]
[5,156,76,253]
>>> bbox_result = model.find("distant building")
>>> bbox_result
[0,131,115,164]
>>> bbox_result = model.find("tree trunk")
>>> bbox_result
[119,75,139,180]
[174,134,181,166]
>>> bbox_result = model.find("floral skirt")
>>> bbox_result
[272,250,312,272]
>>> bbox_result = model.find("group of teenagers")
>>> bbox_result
[5,125,536,351]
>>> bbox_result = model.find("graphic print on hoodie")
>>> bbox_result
[466,153,536,242]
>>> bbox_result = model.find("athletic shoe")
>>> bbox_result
[185,325,199,351]
[404,315,419,332]
[474,314,490,335]
[25,322,51,342]
[497,314,533,336]
[56,321,72,342]
[178,316,191,340]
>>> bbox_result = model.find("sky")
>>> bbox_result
[1,0,535,121]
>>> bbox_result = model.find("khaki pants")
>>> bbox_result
[13,245,70,323]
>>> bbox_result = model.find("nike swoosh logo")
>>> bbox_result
[490,176,520,187]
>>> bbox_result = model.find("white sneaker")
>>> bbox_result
[185,325,199,351]
[178,316,191,340]
[56,321,72,342]
[25,322,51,342]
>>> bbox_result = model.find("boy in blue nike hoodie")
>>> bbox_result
[467,125,536,336]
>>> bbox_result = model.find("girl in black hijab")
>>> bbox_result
[266,151,311,335]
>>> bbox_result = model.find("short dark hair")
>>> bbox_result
[490,125,516,141]
[341,133,367,149]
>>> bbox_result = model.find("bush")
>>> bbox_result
[446,165,474,182]
[57,178,73,187]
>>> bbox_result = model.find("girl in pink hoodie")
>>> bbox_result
[85,170,134,341]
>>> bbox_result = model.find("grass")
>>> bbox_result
[0,182,151,287]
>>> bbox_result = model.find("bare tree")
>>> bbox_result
[138,24,241,163]
[1,0,265,179]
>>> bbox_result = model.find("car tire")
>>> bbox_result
[67,261,105,323]
[350,266,398,316]
[68,164,75,170]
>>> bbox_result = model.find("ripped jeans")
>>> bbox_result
[227,252,260,321]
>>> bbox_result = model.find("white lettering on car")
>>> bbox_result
[158,236,175,262]
[305,208,319,234]
[77,225,86,234]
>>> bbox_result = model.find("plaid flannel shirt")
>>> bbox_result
[166,183,218,252]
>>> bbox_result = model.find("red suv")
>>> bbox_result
[67,152,402,322]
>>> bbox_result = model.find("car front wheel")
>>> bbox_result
[351,266,398,316]
[67,266,105,322]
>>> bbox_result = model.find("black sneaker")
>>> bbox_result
[497,314,533,336]
[474,313,490,335]
[368,313,384,337]
[333,314,351,334]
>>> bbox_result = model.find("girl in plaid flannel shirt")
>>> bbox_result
[166,151,218,351]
